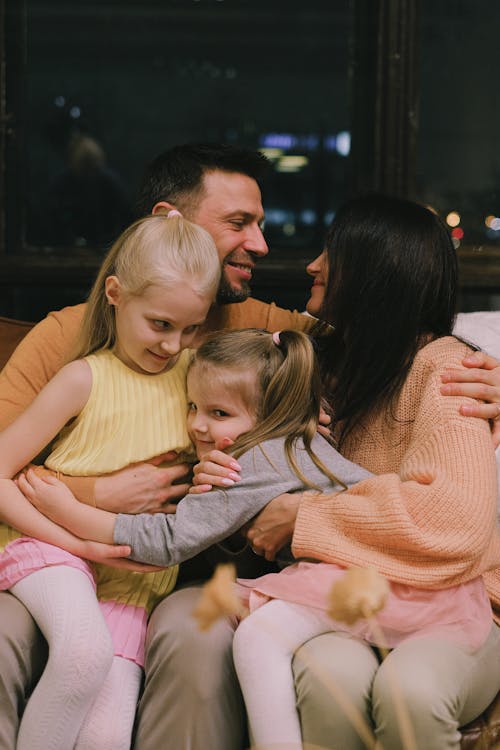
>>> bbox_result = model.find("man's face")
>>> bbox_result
[190,171,268,304]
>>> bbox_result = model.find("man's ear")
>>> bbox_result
[152,201,177,216]
[105,276,122,306]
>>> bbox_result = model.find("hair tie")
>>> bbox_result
[167,209,183,219]
[272,331,281,346]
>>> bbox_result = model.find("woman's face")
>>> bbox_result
[305,251,328,317]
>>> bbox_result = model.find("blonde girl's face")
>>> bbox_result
[186,365,256,457]
[305,251,328,317]
[106,277,210,375]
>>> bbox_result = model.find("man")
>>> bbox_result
[0,143,311,750]
[1,143,499,750]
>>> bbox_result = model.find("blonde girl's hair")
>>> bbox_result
[189,328,347,490]
[72,214,221,359]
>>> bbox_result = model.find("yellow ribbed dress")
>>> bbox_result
[0,348,196,665]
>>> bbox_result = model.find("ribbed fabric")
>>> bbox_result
[45,349,194,475]
[293,337,500,609]
[0,347,187,632]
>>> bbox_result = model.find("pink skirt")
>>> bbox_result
[238,561,493,651]
[0,537,147,667]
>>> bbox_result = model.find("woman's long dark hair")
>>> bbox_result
[313,194,458,443]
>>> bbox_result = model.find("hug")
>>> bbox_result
[0,144,499,750]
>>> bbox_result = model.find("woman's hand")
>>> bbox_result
[190,439,242,494]
[441,351,500,447]
[94,453,192,513]
[244,493,302,561]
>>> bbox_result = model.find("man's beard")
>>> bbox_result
[216,272,251,305]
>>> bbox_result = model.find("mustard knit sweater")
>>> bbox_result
[293,337,500,615]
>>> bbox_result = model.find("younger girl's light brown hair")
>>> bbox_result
[189,328,346,490]
[73,214,220,359]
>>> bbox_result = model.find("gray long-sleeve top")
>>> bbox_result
[114,434,372,567]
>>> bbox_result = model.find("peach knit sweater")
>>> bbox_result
[293,337,500,615]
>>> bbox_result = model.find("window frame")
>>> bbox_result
[1,0,498,314]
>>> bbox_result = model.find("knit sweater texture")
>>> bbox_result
[293,337,500,614]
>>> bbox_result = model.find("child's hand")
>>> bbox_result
[17,468,77,523]
[190,438,241,494]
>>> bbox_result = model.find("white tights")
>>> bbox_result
[233,599,334,750]
[11,566,142,750]
[76,656,142,750]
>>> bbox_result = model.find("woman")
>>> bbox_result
[197,194,500,749]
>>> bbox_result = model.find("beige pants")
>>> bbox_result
[293,624,500,750]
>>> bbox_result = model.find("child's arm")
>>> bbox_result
[23,436,367,568]
[0,360,91,540]
[18,469,117,544]
[21,439,301,565]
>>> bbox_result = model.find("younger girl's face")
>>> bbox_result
[305,251,328,317]
[106,278,210,375]
[187,366,256,458]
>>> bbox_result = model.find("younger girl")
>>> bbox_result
[0,212,221,750]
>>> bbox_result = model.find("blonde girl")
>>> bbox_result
[0,212,220,750]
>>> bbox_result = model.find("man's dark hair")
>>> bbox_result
[136,143,270,217]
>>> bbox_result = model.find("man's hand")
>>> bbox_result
[441,351,500,447]
[245,493,301,561]
[94,452,192,513]
[81,542,165,572]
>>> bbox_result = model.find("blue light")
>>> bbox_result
[324,135,337,152]
[260,133,297,149]
[260,132,351,155]
[300,209,316,225]
[265,208,295,225]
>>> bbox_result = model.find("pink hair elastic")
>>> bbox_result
[272,331,281,345]
[167,209,183,218]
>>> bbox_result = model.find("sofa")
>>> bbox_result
[0,312,499,748]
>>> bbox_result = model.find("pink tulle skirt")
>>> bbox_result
[238,561,493,651]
